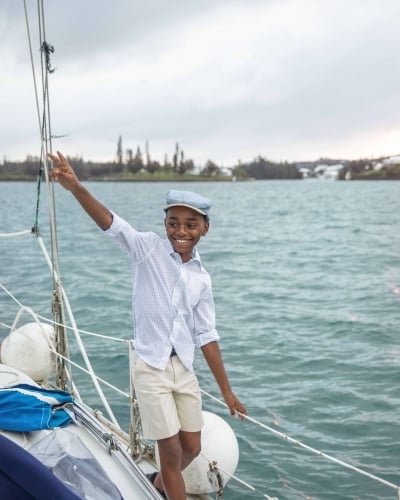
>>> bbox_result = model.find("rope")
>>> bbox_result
[0,237,122,427]
[199,450,278,500]
[23,0,45,235]
[25,0,60,284]
[50,349,129,399]
[0,229,32,238]
[23,0,42,148]
[0,282,127,344]
[201,389,400,495]
[38,319,127,343]
[37,235,120,426]
[2,273,399,497]
[25,0,68,393]
[0,317,128,401]
[0,283,25,309]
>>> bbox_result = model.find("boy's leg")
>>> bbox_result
[133,354,203,497]
[155,430,201,500]
[179,430,201,470]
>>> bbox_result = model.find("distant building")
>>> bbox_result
[314,164,344,180]
[371,155,400,171]
[382,155,400,166]
[299,167,312,178]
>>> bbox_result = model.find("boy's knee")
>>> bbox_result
[184,442,201,460]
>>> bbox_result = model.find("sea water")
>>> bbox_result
[1,180,399,500]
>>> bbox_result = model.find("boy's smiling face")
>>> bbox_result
[165,206,209,263]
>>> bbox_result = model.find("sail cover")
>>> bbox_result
[0,434,81,499]
[0,383,73,431]
[29,429,123,499]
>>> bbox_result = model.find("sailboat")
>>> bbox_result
[0,3,240,499]
[1,2,400,500]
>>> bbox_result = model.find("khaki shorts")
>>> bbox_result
[132,353,203,441]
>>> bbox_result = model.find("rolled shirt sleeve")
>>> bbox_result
[193,287,220,348]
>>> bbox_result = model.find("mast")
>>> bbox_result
[27,0,69,390]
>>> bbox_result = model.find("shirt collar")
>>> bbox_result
[163,238,202,267]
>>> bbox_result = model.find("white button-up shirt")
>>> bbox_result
[104,212,220,370]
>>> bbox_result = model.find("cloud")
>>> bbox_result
[2,0,400,164]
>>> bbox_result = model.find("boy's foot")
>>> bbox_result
[146,471,167,499]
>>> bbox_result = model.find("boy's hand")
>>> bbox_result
[223,390,247,421]
[48,151,79,191]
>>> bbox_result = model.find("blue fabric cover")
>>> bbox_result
[0,383,73,431]
[0,434,80,499]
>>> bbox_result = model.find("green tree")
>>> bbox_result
[146,160,161,175]
[127,147,143,174]
[173,142,179,172]
[245,156,302,179]
[116,135,123,165]
[232,160,249,178]
[200,160,220,177]
[179,159,195,175]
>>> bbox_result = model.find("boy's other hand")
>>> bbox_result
[48,151,79,191]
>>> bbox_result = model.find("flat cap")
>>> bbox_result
[164,190,211,219]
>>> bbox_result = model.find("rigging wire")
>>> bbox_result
[37,0,59,281]
[0,232,129,428]
[0,229,32,238]
[14,4,400,499]
[23,0,46,236]
[24,0,70,391]
[201,389,400,496]
[0,277,125,343]
[2,279,400,498]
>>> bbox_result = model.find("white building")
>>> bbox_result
[314,164,344,180]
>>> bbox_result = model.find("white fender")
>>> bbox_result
[1,322,55,382]
[156,410,239,494]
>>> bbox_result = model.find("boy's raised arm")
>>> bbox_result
[48,151,113,230]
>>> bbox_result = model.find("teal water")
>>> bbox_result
[1,180,399,499]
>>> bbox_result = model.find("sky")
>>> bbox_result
[2,0,400,166]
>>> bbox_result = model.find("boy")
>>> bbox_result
[48,151,247,500]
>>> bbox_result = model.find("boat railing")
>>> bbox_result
[1,228,400,499]
[2,283,400,499]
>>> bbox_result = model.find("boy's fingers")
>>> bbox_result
[47,151,66,165]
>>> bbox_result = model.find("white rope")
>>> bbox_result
[2,272,127,424]
[199,450,278,500]
[3,279,399,497]
[201,389,400,495]
[1,249,121,428]
[50,349,130,399]
[37,317,127,343]
[23,0,42,143]
[2,277,399,496]
[0,283,25,308]
[36,235,120,427]
[0,229,32,238]
[0,317,128,401]
[0,282,127,344]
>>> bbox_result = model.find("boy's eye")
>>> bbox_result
[168,222,198,229]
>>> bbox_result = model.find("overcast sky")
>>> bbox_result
[2,0,400,166]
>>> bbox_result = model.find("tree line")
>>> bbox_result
[0,136,303,181]
[1,136,398,181]
[0,155,303,181]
